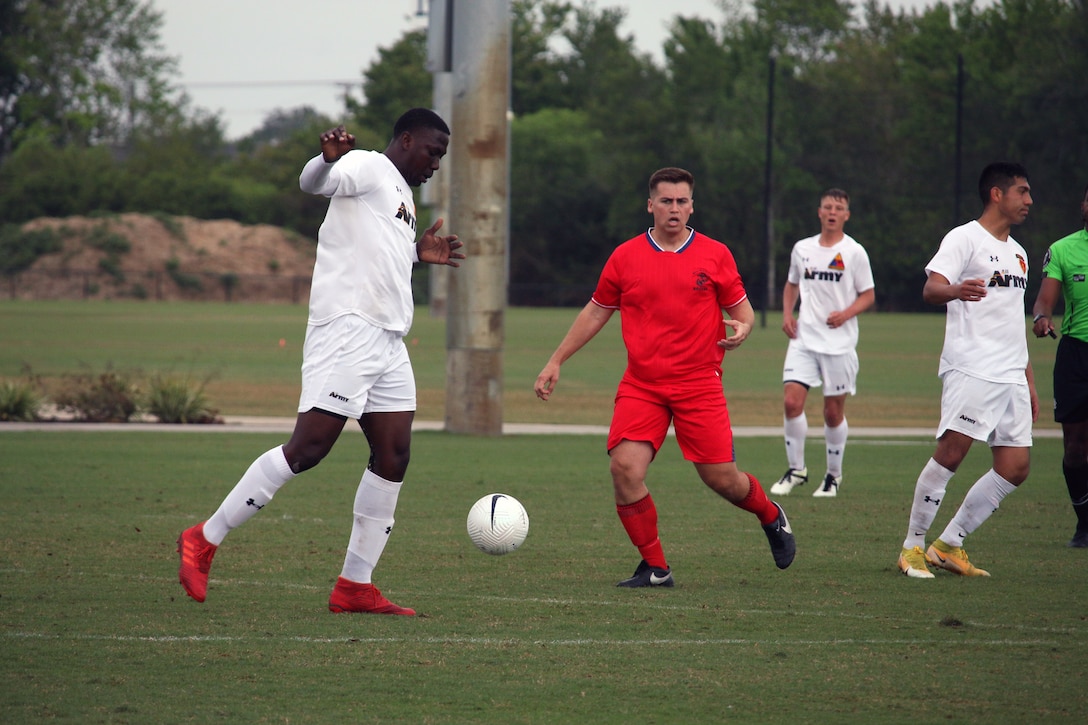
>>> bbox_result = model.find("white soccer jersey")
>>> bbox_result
[925,220,1030,383]
[786,234,875,354]
[299,150,420,335]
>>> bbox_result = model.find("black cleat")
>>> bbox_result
[1068,529,1088,548]
[762,502,796,569]
[616,559,674,588]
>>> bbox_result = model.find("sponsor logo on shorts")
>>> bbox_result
[329,391,349,402]
[958,413,978,425]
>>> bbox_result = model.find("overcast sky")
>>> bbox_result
[153,0,961,140]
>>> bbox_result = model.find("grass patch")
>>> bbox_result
[0,431,1083,723]
[0,300,1060,431]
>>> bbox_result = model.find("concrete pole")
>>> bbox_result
[444,0,510,435]
[424,71,452,318]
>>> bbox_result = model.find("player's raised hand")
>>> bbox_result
[417,217,464,267]
[319,125,355,163]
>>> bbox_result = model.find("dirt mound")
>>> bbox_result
[13,214,317,303]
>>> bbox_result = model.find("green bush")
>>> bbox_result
[149,212,186,241]
[98,255,125,282]
[53,367,141,422]
[84,224,131,255]
[145,373,221,424]
[0,379,42,421]
[164,257,203,291]
[0,225,65,276]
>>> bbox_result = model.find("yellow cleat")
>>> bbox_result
[897,546,934,579]
[925,539,990,577]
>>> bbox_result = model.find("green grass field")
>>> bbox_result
[1,301,1081,723]
[0,299,1062,430]
[1,432,1084,723]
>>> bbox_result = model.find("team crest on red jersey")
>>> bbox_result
[692,270,712,291]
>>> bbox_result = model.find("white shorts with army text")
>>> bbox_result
[297,314,415,419]
[936,369,1032,447]
[782,342,858,396]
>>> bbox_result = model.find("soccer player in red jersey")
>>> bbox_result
[534,167,796,587]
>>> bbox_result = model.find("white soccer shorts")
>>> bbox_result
[936,369,1032,447]
[297,315,416,419]
[782,342,858,396]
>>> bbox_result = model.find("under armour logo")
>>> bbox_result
[384,526,393,535]
[990,255,999,262]
[924,495,941,505]
[246,498,265,510]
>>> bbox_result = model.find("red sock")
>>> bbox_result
[736,473,779,526]
[617,494,668,569]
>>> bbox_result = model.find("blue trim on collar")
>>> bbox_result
[645,227,695,252]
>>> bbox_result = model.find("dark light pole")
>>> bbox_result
[954,53,964,226]
[761,51,777,328]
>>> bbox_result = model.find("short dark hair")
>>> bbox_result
[978,162,1029,206]
[821,188,849,205]
[649,167,694,195]
[392,108,450,139]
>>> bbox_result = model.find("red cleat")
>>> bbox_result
[177,522,217,602]
[328,577,416,616]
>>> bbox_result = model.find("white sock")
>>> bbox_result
[903,458,955,549]
[340,469,403,584]
[784,412,808,470]
[939,469,1017,548]
[203,446,295,545]
[825,418,848,478]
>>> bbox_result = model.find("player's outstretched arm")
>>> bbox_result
[534,302,613,401]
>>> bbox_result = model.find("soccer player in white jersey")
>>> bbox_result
[177,109,464,614]
[897,162,1038,579]
[770,189,875,498]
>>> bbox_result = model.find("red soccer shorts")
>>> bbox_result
[607,373,735,464]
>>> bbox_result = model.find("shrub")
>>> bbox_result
[0,224,64,276]
[54,367,141,422]
[149,212,186,241]
[165,257,203,291]
[146,374,221,424]
[0,379,42,421]
[85,224,131,255]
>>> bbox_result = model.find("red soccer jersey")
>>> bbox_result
[592,229,748,384]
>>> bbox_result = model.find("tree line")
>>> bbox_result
[2,0,1086,310]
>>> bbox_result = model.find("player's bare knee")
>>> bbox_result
[283,442,331,473]
[369,449,410,481]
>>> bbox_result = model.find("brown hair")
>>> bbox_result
[649,167,694,195]
[821,188,849,205]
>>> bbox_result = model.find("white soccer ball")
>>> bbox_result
[466,493,529,556]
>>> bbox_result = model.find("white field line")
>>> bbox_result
[2,630,1065,648]
[3,570,1082,641]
